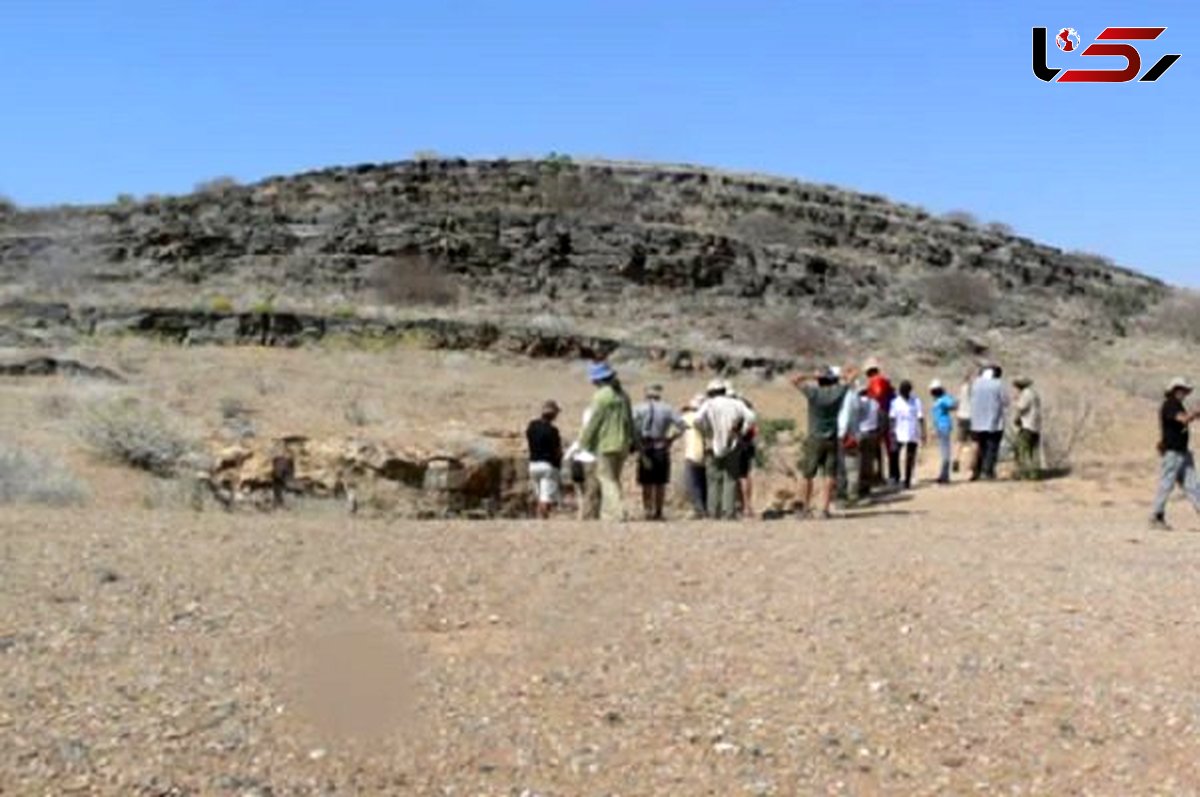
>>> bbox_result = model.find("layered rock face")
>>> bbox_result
[0,159,1163,335]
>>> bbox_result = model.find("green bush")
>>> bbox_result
[210,295,235,313]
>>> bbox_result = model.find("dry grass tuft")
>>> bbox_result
[918,271,997,316]
[1143,290,1200,344]
[370,254,459,307]
[76,396,194,477]
[0,442,88,505]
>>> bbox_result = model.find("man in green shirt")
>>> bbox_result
[791,365,858,519]
[579,361,637,521]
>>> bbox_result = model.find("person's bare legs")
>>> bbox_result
[641,486,654,520]
[739,477,753,519]
[822,476,836,515]
[802,477,815,515]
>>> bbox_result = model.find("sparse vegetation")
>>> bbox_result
[538,168,630,218]
[0,442,88,505]
[0,194,17,217]
[218,396,251,421]
[986,221,1014,236]
[918,271,997,315]
[731,210,807,248]
[1143,289,1200,344]
[943,210,980,228]
[754,314,841,359]
[343,395,379,427]
[195,176,240,194]
[76,397,194,477]
[412,149,441,162]
[370,253,459,307]
[250,295,276,315]
[1040,391,1095,475]
[210,295,235,313]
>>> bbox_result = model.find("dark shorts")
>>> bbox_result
[637,447,671,486]
[802,436,839,479]
[956,418,972,443]
[736,442,756,479]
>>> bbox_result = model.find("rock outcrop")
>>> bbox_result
[0,158,1166,341]
[204,434,529,518]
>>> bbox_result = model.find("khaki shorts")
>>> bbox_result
[802,436,839,479]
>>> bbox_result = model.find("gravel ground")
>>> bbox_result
[4,482,1200,795]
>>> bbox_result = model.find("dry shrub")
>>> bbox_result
[194,176,239,194]
[370,254,458,307]
[0,442,88,505]
[343,395,380,427]
[1144,290,1200,344]
[944,210,980,228]
[754,313,841,359]
[986,221,1014,236]
[0,194,16,217]
[731,210,807,248]
[1040,390,1095,474]
[77,397,194,476]
[919,271,997,315]
[538,170,630,218]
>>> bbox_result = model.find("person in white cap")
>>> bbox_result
[1151,376,1200,529]
[694,378,756,519]
[928,379,958,484]
[792,364,859,518]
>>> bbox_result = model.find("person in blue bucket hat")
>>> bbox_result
[579,360,637,521]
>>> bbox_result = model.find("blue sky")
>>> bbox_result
[2,1,1196,285]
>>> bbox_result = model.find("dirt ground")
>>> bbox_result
[4,339,1200,794]
[4,487,1200,795]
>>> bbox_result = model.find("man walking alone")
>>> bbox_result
[1150,376,1200,530]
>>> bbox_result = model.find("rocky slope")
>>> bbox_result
[0,158,1167,356]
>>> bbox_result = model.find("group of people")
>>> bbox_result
[524,356,1052,522]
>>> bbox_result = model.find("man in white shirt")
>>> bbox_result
[856,388,882,499]
[695,379,756,520]
[889,379,927,489]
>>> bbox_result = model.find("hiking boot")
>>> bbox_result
[1150,514,1172,531]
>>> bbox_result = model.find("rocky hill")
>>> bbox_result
[0,158,1168,361]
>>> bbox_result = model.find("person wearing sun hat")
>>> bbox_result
[579,360,637,521]
[792,363,859,518]
[1012,376,1043,481]
[1150,376,1200,529]
[694,378,756,519]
